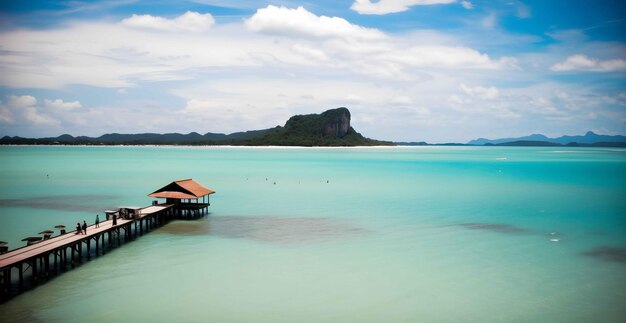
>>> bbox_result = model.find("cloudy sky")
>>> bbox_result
[0,0,625,142]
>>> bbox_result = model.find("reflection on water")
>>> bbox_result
[158,215,368,245]
[0,195,118,212]
[582,246,626,263]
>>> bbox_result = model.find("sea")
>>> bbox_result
[0,145,624,323]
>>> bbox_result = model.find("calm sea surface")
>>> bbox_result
[0,146,625,322]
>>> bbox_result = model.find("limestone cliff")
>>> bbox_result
[319,108,350,138]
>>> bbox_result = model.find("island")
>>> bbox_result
[0,107,392,147]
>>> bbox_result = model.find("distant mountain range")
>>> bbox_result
[0,129,274,145]
[0,108,391,147]
[467,131,626,146]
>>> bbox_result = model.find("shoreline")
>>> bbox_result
[1,144,625,151]
[0,144,402,149]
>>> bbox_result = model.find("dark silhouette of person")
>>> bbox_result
[112,213,117,226]
[95,214,100,228]
[76,223,81,235]
[82,221,87,235]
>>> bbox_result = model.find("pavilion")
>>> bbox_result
[148,179,215,219]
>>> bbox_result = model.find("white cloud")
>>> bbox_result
[121,11,215,32]
[461,1,473,9]
[0,98,15,124]
[0,21,262,89]
[391,95,413,105]
[291,44,329,62]
[460,84,499,99]
[382,46,518,69]
[351,0,456,15]
[8,95,37,108]
[0,95,60,126]
[0,6,518,91]
[246,6,385,40]
[551,54,626,72]
[44,99,82,111]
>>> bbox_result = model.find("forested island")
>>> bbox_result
[0,108,392,147]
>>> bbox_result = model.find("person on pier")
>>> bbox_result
[95,214,100,228]
[82,221,87,235]
[76,223,82,235]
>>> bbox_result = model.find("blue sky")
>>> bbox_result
[0,0,624,142]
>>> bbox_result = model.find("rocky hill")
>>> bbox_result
[238,108,391,146]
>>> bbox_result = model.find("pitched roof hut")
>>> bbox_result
[148,179,215,219]
[149,179,215,200]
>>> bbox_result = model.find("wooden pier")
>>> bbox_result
[0,178,216,302]
[0,205,173,301]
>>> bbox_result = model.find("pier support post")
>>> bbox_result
[2,268,10,297]
[44,254,50,278]
[32,259,38,285]
[63,247,68,270]
[18,263,23,290]
[54,251,58,275]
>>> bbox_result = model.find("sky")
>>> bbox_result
[0,0,625,143]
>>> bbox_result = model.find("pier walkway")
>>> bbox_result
[0,205,173,301]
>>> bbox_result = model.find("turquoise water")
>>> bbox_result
[0,146,625,322]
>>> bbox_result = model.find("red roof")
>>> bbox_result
[148,179,215,199]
